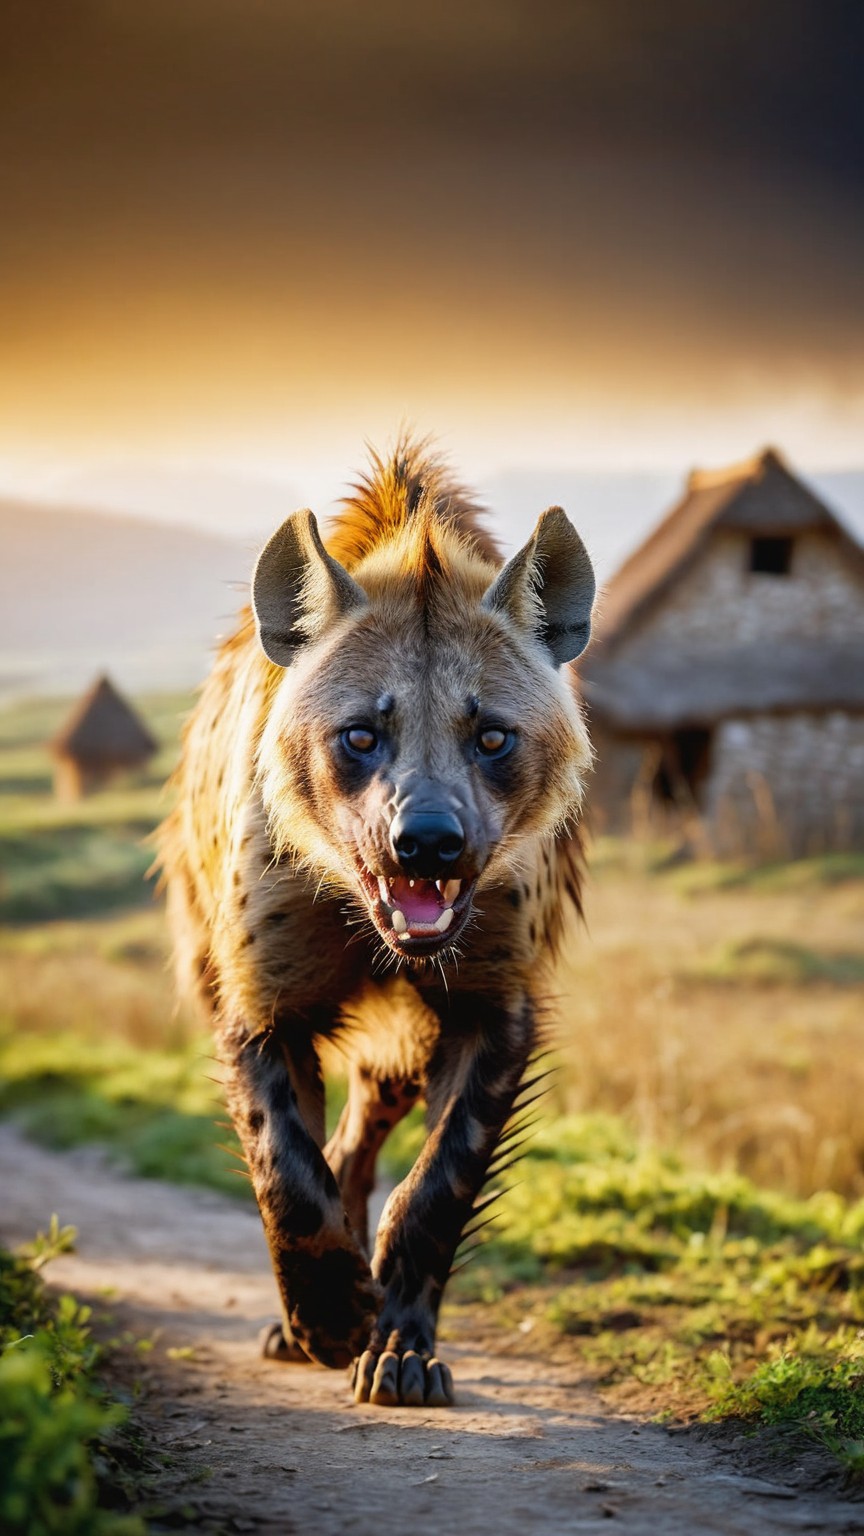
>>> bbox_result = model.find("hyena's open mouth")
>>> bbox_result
[356,865,477,954]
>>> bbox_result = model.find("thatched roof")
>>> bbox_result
[580,448,864,731]
[51,675,157,766]
[592,448,862,649]
[583,641,864,732]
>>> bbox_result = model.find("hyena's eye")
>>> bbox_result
[477,726,515,759]
[341,726,378,757]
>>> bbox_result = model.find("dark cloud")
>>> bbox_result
[4,2,863,172]
[1,2,862,440]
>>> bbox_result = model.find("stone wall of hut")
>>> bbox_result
[706,711,864,857]
[587,711,864,854]
[622,528,864,652]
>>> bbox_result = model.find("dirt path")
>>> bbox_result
[3,1126,861,1536]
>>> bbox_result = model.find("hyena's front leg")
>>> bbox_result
[352,994,535,1406]
[220,1019,380,1369]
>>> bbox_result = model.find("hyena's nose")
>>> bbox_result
[390,810,465,878]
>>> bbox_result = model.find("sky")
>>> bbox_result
[2,1,863,519]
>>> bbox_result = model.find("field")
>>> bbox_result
[2,692,864,1485]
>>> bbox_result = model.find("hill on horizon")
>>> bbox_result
[0,498,254,700]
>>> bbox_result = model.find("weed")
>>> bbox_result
[0,1231,145,1534]
[707,1333,864,1479]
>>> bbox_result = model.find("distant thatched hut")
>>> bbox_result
[581,449,864,856]
[50,675,157,801]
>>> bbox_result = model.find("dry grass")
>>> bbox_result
[0,909,190,1049]
[551,838,864,1198]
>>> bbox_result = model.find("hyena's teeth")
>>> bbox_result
[377,876,390,903]
[391,909,408,933]
[442,879,462,904]
[435,907,454,933]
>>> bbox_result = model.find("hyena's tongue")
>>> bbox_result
[389,876,444,926]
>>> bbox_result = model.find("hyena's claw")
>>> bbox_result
[425,1358,455,1407]
[369,1350,400,1406]
[397,1350,426,1406]
[258,1320,312,1364]
[351,1349,372,1400]
[351,1347,455,1407]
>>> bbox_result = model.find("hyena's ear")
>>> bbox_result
[252,509,367,665]
[483,507,596,664]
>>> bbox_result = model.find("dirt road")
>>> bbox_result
[2,1126,861,1535]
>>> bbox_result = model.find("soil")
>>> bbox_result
[3,1125,862,1536]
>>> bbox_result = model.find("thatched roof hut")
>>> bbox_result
[581,449,864,855]
[50,675,157,801]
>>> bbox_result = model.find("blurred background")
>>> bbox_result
[2,0,864,1446]
[2,0,864,694]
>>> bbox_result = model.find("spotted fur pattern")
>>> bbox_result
[156,437,593,1405]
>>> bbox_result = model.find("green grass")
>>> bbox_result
[669,850,864,896]
[589,833,864,895]
[453,1116,864,1478]
[0,824,157,925]
[0,1220,144,1535]
[707,1340,864,1478]
[689,937,864,987]
[0,1026,246,1197]
[4,1028,861,1478]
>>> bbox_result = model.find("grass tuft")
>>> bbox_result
[707,1335,864,1479]
[0,1227,145,1534]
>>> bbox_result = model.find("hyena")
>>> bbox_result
[156,439,595,1406]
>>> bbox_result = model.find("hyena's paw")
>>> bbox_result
[280,1237,381,1371]
[258,1320,312,1364]
[351,1348,455,1407]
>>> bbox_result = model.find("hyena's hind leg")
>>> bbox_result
[324,1066,423,1253]
[221,1017,380,1370]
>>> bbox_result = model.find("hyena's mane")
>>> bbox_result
[324,435,501,572]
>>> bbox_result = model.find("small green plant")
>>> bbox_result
[20,1215,78,1272]
[707,1333,864,1478]
[0,1228,145,1534]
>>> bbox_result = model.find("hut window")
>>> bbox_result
[749,535,793,575]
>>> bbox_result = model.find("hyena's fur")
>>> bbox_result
[156,439,594,1407]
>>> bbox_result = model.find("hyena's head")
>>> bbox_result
[252,499,594,960]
